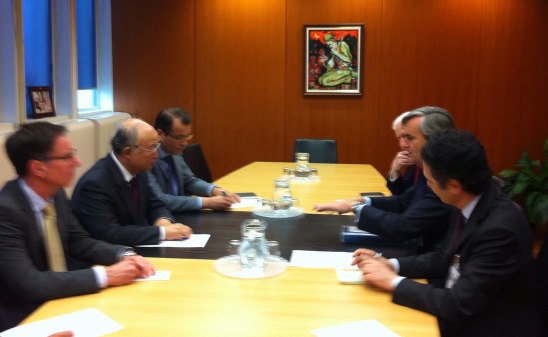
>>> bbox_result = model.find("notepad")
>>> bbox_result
[289,250,354,268]
[0,308,123,337]
[312,319,401,337]
[137,234,210,248]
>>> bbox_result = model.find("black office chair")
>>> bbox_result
[536,237,548,335]
[182,143,213,183]
[294,139,338,163]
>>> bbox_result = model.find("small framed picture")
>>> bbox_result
[28,86,55,119]
[304,24,364,96]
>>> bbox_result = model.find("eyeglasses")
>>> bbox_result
[133,143,161,153]
[167,133,194,141]
[44,148,78,161]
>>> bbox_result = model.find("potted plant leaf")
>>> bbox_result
[499,139,548,230]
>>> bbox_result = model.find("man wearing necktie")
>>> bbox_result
[148,107,240,213]
[352,130,540,337]
[314,106,456,254]
[386,111,421,196]
[71,118,192,246]
[0,122,155,331]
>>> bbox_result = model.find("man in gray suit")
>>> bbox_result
[0,122,155,331]
[148,107,239,212]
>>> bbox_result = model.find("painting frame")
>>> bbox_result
[304,24,364,96]
[28,86,55,119]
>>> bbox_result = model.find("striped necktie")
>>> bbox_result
[43,203,67,272]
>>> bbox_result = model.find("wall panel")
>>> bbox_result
[111,0,548,181]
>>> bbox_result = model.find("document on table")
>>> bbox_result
[136,234,210,248]
[0,308,123,337]
[231,197,260,208]
[135,270,171,281]
[311,319,401,337]
[289,250,355,268]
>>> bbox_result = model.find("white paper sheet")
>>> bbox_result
[231,197,260,208]
[136,234,210,248]
[134,270,171,281]
[0,308,123,337]
[289,250,355,268]
[311,319,401,337]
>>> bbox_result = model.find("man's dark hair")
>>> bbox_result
[5,122,67,176]
[154,107,192,134]
[422,129,492,195]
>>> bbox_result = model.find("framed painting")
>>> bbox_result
[304,24,364,96]
[28,86,55,119]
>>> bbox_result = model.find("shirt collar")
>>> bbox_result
[462,195,481,221]
[110,151,134,183]
[18,178,50,212]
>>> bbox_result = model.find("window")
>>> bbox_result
[0,0,112,123]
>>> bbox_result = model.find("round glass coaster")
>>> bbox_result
[214,255,288,279]
[252,206,304,218]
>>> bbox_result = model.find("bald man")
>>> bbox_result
[72,118,192,246]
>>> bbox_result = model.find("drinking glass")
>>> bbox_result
[227,240,241,257]
[267,241,281,257]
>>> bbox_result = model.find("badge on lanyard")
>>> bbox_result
[445,254,461,289]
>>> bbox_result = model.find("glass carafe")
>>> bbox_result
[239,219,268,268]
[272,178,293,210]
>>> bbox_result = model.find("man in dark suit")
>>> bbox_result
[0,122,155,331]
[147,107,239,212]
[386,111,421,195]
[353,130,541,337]
[71,118,192,246]
[314,106,455,254]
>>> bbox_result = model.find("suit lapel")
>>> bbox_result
[457,182,497,251]
[106,156,141,226]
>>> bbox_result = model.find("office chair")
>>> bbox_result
[537,237,548,334]
[294,139,338,163]
[182,143,213,183]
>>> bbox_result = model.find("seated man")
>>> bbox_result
[314,106,455,254]
[148,107,240,212]
[0,122,155,330]
[71,118,192,246]
[387,111,420,195]
[352,130,540,337]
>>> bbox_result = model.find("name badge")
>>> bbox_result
[445,254,461,289]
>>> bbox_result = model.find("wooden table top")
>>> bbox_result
[22,258,438,337]
[214,162,391,213]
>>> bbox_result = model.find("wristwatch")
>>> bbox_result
[121,248,138,258]
[351,202,364,214]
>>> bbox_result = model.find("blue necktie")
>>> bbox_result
[162,156,179,195]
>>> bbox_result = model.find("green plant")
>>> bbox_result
[499,139,548,228]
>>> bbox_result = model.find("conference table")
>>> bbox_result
[213,162,391,213]
[20,162,438,336]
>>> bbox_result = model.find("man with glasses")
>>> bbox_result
[71,118,192,246]
[148,107,240,212]
[0,122,155,330]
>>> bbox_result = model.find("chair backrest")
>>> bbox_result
[182,143,213,183]
[294,139,338,163]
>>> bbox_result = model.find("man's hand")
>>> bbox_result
[313,197,363,214]
[121,255,155,278]
[202,195,234,210]
[212,187,241,203]
[389,151,413,179]
[352,248,397,291]
[105,260,141,286]
[163,223,193,240]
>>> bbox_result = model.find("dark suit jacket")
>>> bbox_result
[386,165,418,196]
[359,173,454,253]
[0,180,124,331]
[393,182,541,337]
[71,154,173,246]
[148,153,212,212]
